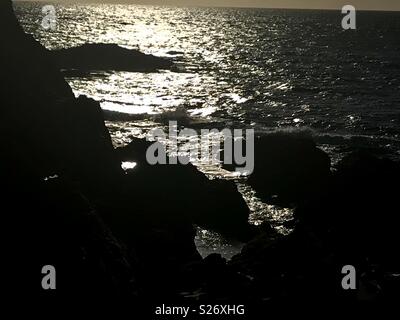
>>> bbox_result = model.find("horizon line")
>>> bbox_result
[13,1,400,12]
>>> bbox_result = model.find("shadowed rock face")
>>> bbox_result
[0,2,73,102]
[230,151,400,302]
[51,43,174,72]
[246,133,331,207]
[1,1,23,34]
[0,0,224,302]
[117,138,256,242]
[296,151,400,262]
[1,2,123,186]
[1,1,139,301]
[5,0,400,305]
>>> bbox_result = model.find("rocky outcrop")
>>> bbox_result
[229,151,400,302]
[1,2,119,185]
[1,1,140,301]
[245,132,331,207]
[0,2,73,102]
[3,171,138,301]
[1,1,230,303]
[51,43,174,72]
[5,0,400,304]
[295,150,400,265]
[117,138,256,242]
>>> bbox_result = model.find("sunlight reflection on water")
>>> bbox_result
[15,2,400,258]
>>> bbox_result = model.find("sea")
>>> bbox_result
[14,1,400,258]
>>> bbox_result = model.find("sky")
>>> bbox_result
[17,1,400,11]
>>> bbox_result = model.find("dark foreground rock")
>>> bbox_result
[51,43,174,72]
[117,138,257,242]
[4,0,400,306]
[3,0,258,306]
[1,1,193,303]
[229,151,400,302]
[2,166,139,302]
[1,0,139,302]
[295,150,400,267]
[1,2,73,101]
[245,132,331,207]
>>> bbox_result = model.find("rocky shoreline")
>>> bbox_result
[51,43,174,73]
[2,0,399,308]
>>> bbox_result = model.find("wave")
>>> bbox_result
[103,105,194,125]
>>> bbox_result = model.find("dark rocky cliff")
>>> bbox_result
[3,0,399,307]
[0,0,137,301]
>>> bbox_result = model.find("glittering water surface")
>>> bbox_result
[15,3,400,258]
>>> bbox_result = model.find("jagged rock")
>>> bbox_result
[117,138,256,241]
[8,0,400,304]
[245,132,331,206]
[0,2,73,102]
[1,1,202,302]
[1,1,140,300]
[228,151,400,302]
[296,150,400,265]
[51,43,174,72]
[1,2,123,191]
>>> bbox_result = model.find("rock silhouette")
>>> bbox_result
[230,150,400,302]
[246,132,331,207]
[51,43,174,72]
[0,0,248,303]
[3,0,400,306]
[117,138,256,241]
[1,0,139,301]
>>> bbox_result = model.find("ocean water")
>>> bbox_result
[14,2,400,258]
[15,2,400,150]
